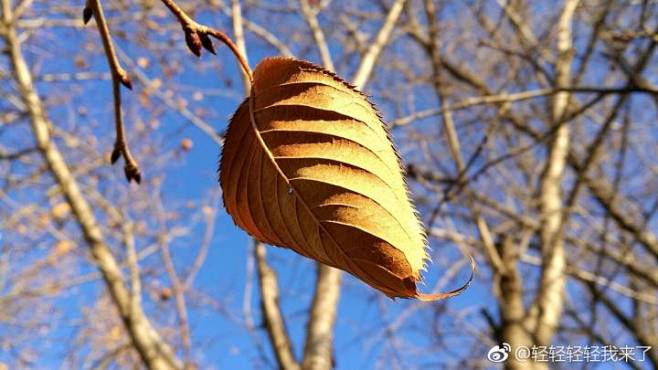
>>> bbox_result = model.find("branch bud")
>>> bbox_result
[185,30,202,57]
[82,6,93,25]
[200,33,216,54]
[110,146,121,164]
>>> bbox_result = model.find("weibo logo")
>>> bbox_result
[487,343,511,363]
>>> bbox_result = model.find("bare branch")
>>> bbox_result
[256,243,300,370]
[2,4,181,368]
[391,86,658,128]
[301,264,340,370]
[351,0,406,89]
[115,47,224,146]
[419,0,494,276]
[158,0,253,83]
[86,0,141,183]
[529,0,579,347]
[230,0,251,93]
[299,0,335,71]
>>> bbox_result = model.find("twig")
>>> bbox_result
[563,34,658,212]
[115,46,225,146]
[495,0,553,64]
[420,0,492,277]
[232,13,293,57]
[391,85,658,128]
[183,203,217,289]
[83,0,254,184]
[520,254,658,305]
[351,0,406,88]
[230,0,251,93]
[84,0,132,98]
[0,147,36,161]
[299,0,335,71]
[255,243,300,370]
[428,92,605,204]
[3,5,181,366]
[85,0,141,183]
[144,179,196,367]
[156,210,193,367]
[159,0,253,83]
[111,79,141,183]
[12,0,35,20]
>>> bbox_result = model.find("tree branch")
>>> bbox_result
[529,0,579,347]
[158,0,252,83]
[420,0,494,276]
[256,243,300,370]
[86,0,141,183]
[351,0,405,88]
[301,263,340,370]
[2,4,181,368]
[299,0,335,72]
[391,85,658,128]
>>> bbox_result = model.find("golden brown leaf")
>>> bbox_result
[219,57,471,300]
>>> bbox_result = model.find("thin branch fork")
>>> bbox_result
[419,0,495,276]
[159,0,253,83]
[299,0,335,72]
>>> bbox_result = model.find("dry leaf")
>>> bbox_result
[219,57,472,300]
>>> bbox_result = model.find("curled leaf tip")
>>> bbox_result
[416,254,477,302]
